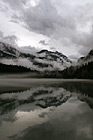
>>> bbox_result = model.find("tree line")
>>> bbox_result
[0,63,31,73]
[61,62,93,79]
[0,62,93,79]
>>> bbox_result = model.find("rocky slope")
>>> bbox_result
[78,49,93,64]
[0,42,72,72]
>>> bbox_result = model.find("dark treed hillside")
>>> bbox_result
[0,62,93,79]
[61,62,93,79]
[0,63,31,73]
[39,62,93,79]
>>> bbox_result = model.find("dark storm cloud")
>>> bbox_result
[2,0,26,10]
[22,0,67,36]
[4,0,76,36]
[0,0,93,56]
[23,0,76,36]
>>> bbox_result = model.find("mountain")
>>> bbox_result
[0,42,20,58]
[58,50,93,79]
[0,42,92,79]
[60,61,93,79]
[78,49,93,64]
[0,42,72,72]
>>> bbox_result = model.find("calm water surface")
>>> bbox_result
[0,79,93,140]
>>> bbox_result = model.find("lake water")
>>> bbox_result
[0,79,93,140]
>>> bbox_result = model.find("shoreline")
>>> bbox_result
[0,78,93,93]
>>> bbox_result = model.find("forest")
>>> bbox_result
[0,63,31,73]
[0,62,93,79]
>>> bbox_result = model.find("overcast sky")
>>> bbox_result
[0,0,93,60]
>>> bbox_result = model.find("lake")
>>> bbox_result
[0,79,93,140]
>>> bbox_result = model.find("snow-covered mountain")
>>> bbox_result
[0,42,72,72]
[78,50,93,64]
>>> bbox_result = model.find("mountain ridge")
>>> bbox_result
[78,49,93,64]
[0,42,72,72]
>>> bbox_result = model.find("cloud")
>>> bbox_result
[0,31,3,38]
[69,55,80,61]
[50,47,56,51]
[3,0,76,36]
[0,0,93,57]
[2,0,25,10]
[20,45,39,54]
[0,32,18,47]
[39,40,48,46]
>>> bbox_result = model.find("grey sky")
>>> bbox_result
[0,0,93,59]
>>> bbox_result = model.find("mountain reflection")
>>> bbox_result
[0,86,71,115]
[0,81,93,140]
[0,82,93,115]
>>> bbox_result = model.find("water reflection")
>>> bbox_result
[0,81,93,140]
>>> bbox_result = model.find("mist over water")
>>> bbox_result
[0,79,93,140]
